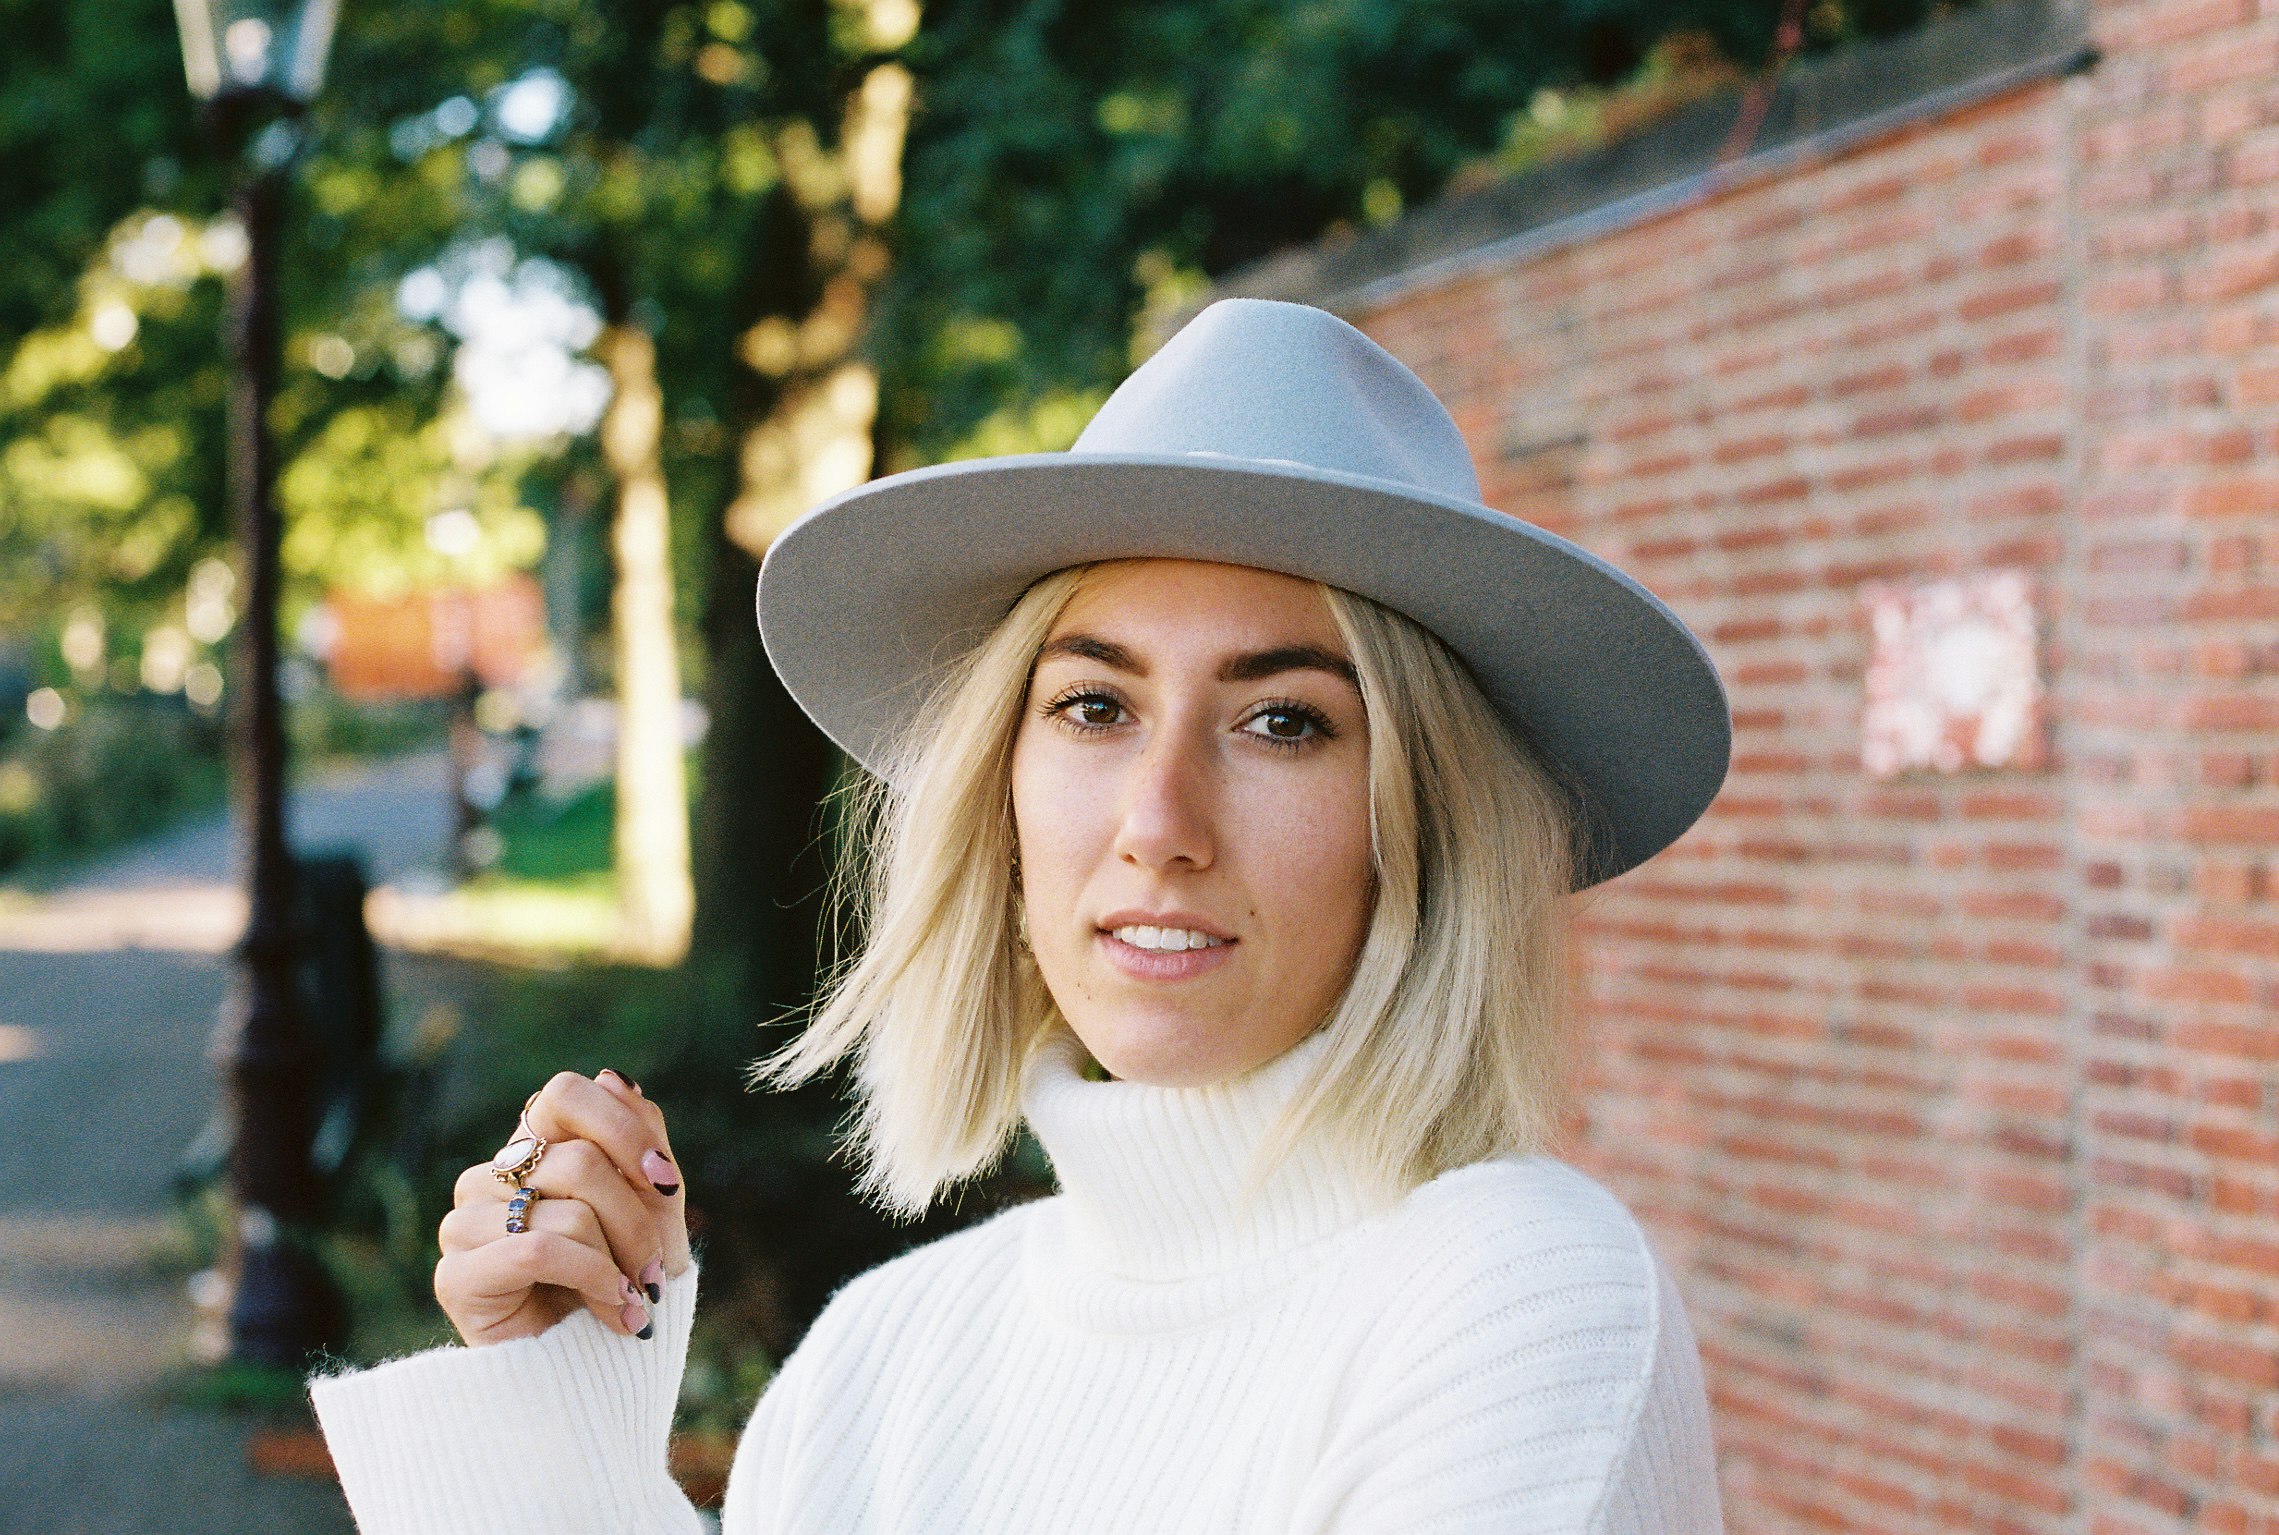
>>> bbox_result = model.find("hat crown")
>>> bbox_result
[1070,298,1483,504]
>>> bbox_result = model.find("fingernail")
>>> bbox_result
[600,1068,640,1094]
[642,1149,678,1195]
[641,1255,663,1303]
[622,1298,650,1337]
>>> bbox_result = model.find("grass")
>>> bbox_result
[446,771,624,957]
[365,751,699,965]
[374,871,623,961]
[487,771,618,881]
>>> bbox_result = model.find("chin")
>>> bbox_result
[1074,1012,1278,1089]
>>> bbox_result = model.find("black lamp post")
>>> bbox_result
[171,0,345,1368]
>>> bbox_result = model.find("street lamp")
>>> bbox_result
[172,0,345,1368]
[172,0,339,106]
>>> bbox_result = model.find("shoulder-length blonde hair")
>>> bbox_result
[750,559,1595,1220]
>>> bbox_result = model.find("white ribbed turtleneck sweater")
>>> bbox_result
[308,1023,1726,1533]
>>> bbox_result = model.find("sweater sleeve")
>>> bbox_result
[305,1257,707,1535]
[1299,1169,1725,1535]
[1581,1250,1725,1535]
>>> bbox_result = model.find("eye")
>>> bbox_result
[1240,700,1335,749]
[1040,687,1128,733]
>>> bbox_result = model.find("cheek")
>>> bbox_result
[1230,757,1375,948]
[1009,729,1113,909]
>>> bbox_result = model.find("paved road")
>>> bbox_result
[0,749,469,1533]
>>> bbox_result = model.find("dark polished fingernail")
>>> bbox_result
[599,1068,640,1093]
[637,1317,655,1340]
[642,1148,678,1195]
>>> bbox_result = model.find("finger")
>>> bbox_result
[528,1070,681,1199]
[518,1137,664,1296]
[595,1069,673,1151]
[444,1147,657,1291]
[441,1222,651,1338]
[588,1078,676,1287]
[440,1176,603,1258]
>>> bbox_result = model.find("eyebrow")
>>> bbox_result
[1035,633,1360,689]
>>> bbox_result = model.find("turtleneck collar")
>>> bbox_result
[1017,1021,1379,1295]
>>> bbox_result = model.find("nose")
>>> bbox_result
[1111,723,1216,873]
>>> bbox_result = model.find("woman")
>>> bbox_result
[308,297,1733,1534]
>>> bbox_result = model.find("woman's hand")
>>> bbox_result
[434,1068,692,1347]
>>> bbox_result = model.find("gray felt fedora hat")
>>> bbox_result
[757,296,1730,890]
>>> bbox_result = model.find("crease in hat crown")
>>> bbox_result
[1066,298,1485,505]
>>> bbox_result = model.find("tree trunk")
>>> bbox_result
[694,11,920,1003]
[599,317,694,966]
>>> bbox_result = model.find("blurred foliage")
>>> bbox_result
[279,403,551,602]
[1472,28,1748,185]
[0,691,226,879]
[0,0,1982,682]
[287,683,452,766]
[0,670,456,884]
[871,0,1978,468]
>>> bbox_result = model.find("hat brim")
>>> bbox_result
[757,451,1731,890]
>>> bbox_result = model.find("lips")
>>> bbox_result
[1094,910,1238,981]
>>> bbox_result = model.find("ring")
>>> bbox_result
[505,1184,540,1234]
[491,1132,548,1188]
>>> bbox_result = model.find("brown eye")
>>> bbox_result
[1239,702,1331,747]
[1042,688,1128,732]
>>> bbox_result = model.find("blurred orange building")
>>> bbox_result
[318,574,548,700]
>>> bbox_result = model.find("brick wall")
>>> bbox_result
[1235,0,2279,1527]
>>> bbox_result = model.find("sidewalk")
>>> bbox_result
[0,749,472,1533]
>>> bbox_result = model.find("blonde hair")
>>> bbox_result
[749,560,1590,1220]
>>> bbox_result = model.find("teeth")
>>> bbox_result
[1113,925,1226,952]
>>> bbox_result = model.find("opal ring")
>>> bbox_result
[495,1088,553,1231]
[491,1132,549,1189]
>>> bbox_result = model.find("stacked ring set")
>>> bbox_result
[491,1089,550,1234]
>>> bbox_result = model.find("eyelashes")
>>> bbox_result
[1035,685,1339,751]
[1038,686,1126,732]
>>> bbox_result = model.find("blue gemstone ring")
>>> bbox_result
[504,1185,541,1234]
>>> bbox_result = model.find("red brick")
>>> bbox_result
[1349,39,2279,1533]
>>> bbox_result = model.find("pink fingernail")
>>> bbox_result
[622,1299,651,1337]
[642,1149,678,1194]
